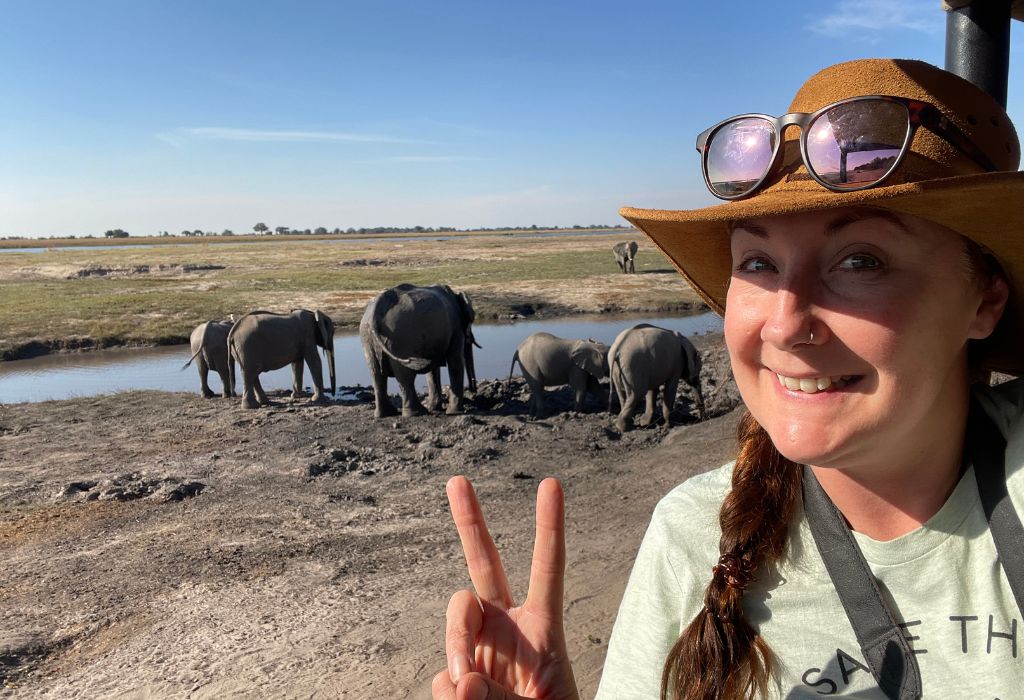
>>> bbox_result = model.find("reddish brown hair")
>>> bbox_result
[661,411,801,700]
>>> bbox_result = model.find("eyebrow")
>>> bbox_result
[730,209,911,239]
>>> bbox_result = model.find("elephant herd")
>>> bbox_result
[183,283,704,431]
[509,324,704,431]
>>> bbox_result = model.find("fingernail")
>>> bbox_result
[451,654,470,682]
[465,676,489,700]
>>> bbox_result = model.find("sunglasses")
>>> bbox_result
[696,95,997,200]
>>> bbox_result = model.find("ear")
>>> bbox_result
[314,310,331,347]
[967,274,1010,340]
[571,341,604,377]
[458,292,475,325]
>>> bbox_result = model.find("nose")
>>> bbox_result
[760,279,824,351]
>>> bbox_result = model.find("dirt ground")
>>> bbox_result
[0,333,742,699]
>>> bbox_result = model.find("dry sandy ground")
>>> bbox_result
[0,334,741,699]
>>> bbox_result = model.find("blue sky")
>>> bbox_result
[1,0,1021,237]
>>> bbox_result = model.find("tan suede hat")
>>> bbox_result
[621,58,1024,374]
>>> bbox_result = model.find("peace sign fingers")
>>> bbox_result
[524,477,566,622]
[447,476,515,609]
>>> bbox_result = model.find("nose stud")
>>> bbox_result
[799,331,814,346]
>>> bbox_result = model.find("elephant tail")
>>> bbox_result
[226,321,239,397]
[506,351,520,396]
[182,319,216,371]
[376,337,432,372]
[181,345,204,371]
[608,350,628,415]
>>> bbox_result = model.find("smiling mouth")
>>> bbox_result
[775,373,857,394]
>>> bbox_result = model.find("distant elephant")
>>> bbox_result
[182,319,236,398]
[507,333,609,417]
[613,240,638,273]
[608,323,704,431]
[360,283,479,418]
[227,309,336,409]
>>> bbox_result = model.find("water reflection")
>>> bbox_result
[0,313,722,404]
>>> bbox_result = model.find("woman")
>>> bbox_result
[432,58,1024,699]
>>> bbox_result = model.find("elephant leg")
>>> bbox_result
[369,356,398,418]
[395,368,426,417]
[291,359,306,399]
[253,375,271,406]
[522,375,545,418]
[615,388,637,432]
[638,389,657,427]
[446,349,466,415]
[663,378,680,424]
[572,382,587,412]
[240,369,261,409]
[425,368,442,412]
[197,356,215,399]
[305,350,325,402]
[216,365,233,398]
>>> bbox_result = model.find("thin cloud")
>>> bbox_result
[157,127,432,146]
[357,155,484,164]
[808,0,943,37]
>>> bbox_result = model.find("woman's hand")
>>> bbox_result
[431,476,579,700]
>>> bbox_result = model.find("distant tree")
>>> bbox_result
[275,226,290,235]
[254,222,269,235]
[221,229,234,236]
[104,229,130,238]
[314,226,328,235]
[346,227,356,234]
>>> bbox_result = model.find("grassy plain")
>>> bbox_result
[0,231,703,359]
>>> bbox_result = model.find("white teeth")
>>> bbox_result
[777,373,852,393]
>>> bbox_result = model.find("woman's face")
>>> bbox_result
[724,208,1005,473]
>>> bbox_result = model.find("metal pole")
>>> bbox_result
[944,0,1012,107]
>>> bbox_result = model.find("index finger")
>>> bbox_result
[446,476,514,608]
[524,477,566,621]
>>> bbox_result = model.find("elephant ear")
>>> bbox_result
[457,291,475,326]
[314,309,331,348]
[571,340,606,378]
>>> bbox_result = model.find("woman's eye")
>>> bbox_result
[737,256,775,272]
[836,253,881,271]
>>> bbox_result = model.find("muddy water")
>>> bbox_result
[0,313,722,404]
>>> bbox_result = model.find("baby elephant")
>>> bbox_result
[612,240,638,273]
[609,323,704,432]
[182,319,236,398]
[508,332,609,417]
[228,309,336,409]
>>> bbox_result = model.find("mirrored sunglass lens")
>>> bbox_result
[706,118,776,197]
[806,100,909,188]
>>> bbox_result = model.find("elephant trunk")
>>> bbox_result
[464,331,478,394]
[327,342,336,396]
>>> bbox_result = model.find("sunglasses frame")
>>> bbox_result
[695,95,997,201]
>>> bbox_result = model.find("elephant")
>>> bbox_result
[227,309,336,409]
[182,319,236,398]
[608,323,704,431]
[507,332,609,417]
[613,240,638,273]
[360,283,479,418]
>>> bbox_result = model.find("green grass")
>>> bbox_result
[0,232,698,359]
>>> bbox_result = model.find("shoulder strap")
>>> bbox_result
[802,467,922,700]
[968,397,1024,616]
[802,399,1024,700]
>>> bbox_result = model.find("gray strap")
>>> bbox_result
[802,467,922,700]
[969,398,1024,617]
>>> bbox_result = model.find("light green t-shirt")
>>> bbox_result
[596,380,1024,699]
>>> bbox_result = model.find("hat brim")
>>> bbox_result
[621,171,1024,375]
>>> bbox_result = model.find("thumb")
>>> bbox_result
[457,672,530,700]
